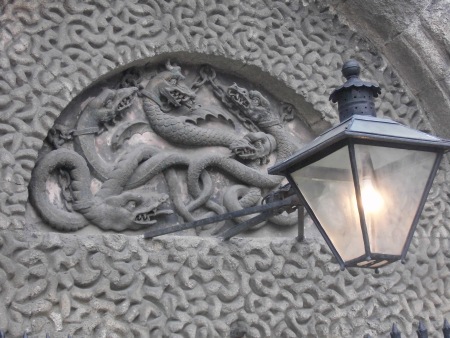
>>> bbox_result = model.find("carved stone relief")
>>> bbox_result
[1,0,449,336]
[26,62,313,235]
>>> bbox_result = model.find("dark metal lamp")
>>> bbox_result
[145,59,450,271]
[268,60,450,270]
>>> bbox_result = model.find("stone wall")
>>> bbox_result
[334,0,450,138]
[0,0,449,336]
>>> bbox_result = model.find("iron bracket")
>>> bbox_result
[143,184,302,240]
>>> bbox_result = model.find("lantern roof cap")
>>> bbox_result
[329,60,381,103]
[269,115,450,175]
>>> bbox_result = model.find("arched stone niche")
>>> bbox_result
[25,58,316,237]
[0,0,439,230]
[0,0,449,337]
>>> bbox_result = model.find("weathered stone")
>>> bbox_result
[0,0,448,336]
[333,0,450,138]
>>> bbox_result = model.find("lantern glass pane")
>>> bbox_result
[354,144,437,255]
[291,146,365,261]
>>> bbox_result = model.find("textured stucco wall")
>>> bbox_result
[334,0,450,139]
[0,0,449,337]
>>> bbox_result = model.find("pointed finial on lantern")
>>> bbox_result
[329,59,381,122]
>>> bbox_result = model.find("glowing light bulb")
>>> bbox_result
[361,178,384,213]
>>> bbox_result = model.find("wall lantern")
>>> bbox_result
[268,60,450,270]
[144,59,450,271]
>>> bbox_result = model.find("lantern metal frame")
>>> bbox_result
[268,114,450,269]
[144,59,450,271]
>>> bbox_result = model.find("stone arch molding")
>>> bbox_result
[27,60,313,235]
[0,0,437,231]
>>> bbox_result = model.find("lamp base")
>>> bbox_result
[344,253,401,269]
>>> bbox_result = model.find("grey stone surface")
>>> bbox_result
[0,0,437,228]
[333,0,450,138]
[0,0,448,337]
[26,63,308,236]
[0,232,449,337]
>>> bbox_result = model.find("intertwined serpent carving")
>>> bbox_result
[29,63,301,233]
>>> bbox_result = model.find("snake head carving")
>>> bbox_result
[247,90,273,123]
[230,132,276,163]
[227,83,279,126]
[245,132,277,164]
[86,87,138,126]
[144,62,196,111]
[84,192,173,231]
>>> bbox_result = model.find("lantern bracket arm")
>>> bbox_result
[143,184,302,239]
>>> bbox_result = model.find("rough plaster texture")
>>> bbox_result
[0,0,449,336]
[26,63,310,236]
[1,232,450,338]
[334,0,450,139]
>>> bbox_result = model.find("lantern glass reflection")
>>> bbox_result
[290,144,437,262]
[291,146,365,261]
[269,58,450,269]
[361,177,384,213]
[353,145,436,255]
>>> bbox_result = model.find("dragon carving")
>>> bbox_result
[226,83,298,160]
[73,87,138,181]
[140,63,276,162]
[139,64,298,229]
[29,146,172,231]
[29,61,302,233]
[215,83,299,227]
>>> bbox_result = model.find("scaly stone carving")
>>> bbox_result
[140,62,276,162]
[1,1,449,337]
[1,0,444,235]
[224,84,298,160]
[28,62,301,233]
[29,146,172,231]
[73,87,138,181]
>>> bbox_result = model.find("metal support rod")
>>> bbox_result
[297,205,304,242]
[220,209,277,241]
[143,195,299,239]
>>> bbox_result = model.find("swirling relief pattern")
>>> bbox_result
[0,232,449,337]
[0,0,446,229]
[0,0,449,336]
